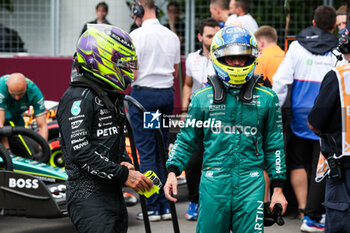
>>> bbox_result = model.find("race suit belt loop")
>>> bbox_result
[132,85,174,91]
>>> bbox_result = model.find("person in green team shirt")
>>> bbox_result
[0,73,47,151]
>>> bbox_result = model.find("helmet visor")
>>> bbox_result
[212,43,258,59]
[115,56,138,70]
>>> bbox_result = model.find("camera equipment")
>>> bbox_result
[321,134,344,181]
[333,30,350,61]
[338,33,350,54]
[327,155,343,181]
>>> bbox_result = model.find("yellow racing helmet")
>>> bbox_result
[210,26,258,86]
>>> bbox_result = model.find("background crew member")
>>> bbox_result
[308,33,350,233]
[0,73,47,157]
[129,0,180,221]
[273,5,338,231]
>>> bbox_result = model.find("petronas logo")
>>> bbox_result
[71,100,82,116]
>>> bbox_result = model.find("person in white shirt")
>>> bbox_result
[129,0,180,222]
[209,0,232,27]
[229,0,237,14]
[225,0,258,34]
[181,18,220,221]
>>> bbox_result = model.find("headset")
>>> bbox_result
[132,1,144,18]
[132,0,159,19]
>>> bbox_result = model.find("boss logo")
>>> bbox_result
[9,178,39,189]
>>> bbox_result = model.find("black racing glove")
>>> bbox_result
[264,202,284,227]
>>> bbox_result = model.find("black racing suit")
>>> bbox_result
[57,77,131,233]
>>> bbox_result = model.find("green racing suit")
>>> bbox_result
[166,84,286,233]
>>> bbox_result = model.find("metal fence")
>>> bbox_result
[0,0,346,57]
[0,0,133,56]
[185,0,345,52]
[0,0,52,54]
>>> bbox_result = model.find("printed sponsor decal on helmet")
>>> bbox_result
[108,30,134,50]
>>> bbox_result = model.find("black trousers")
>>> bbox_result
[185,138,204,203]
[68,195,127,233]
[304,149,326,221]
[324,165,350,233]
[290,134,325,220]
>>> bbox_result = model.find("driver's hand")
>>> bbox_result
[124,170,153,193]
[164,172,178,202]
[270,187,288,215]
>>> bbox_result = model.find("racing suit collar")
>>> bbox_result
[222,81,240,96]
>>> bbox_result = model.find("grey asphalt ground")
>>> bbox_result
[0,185,303,233]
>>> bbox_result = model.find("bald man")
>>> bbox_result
[0,73,47,149]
